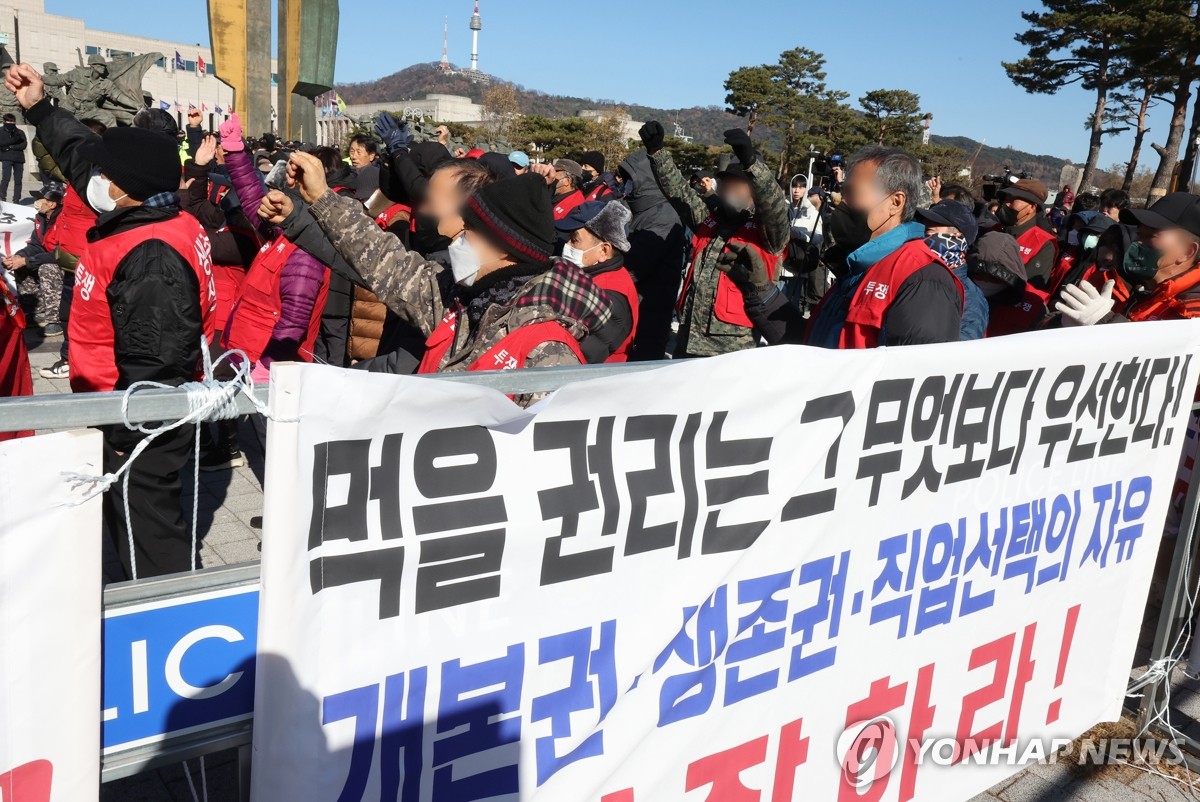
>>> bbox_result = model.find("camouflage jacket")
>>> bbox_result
[306,190,612,390]
[649,150,789,357]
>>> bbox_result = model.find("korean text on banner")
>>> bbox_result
[252,322,1200,802]
[0,201,38,258]
[0,430,103,802]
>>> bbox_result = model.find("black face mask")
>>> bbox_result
[411,213,450,256]
[995,205,1019,227]
[831,203,873,254]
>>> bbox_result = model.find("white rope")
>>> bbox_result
[181,756,208,802]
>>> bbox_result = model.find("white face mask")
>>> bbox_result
[87,171,126,213]
[561,241,601,268]
[448,234,482,286]
[1083,234,1100,251]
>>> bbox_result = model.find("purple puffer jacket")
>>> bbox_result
[225,148,328,365]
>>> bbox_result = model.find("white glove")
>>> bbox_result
[1055,280,1115,327]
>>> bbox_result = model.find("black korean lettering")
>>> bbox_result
[310,545,405,619]
[1133,357,1170,444]
[1039,365,1085,467]
[534,419,612,585]
[987,369,1040,472]
[308,439,372,550]
[624,414,678,557]
[677,413,703,558]
[945,373,1002,483]
[782,392,854,520]
[374,434,404,539]
[901,375,960,499]
[415,530,505,613]
[1098,359,1139,457]
[856,378,912,506]
[700,411,772,555]
[411,426,507,613]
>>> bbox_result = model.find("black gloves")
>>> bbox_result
[374,113,413,154]
[639,121,665,155]
[716,242,772,292]
[724,128,756,169]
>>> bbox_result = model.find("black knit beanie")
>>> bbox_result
[78,127,181,201]
[581,150,605,174]
[461,173,554,264]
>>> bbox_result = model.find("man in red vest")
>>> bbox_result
[549,159,587,221]
[996,178,1058,293]
[555,200,639,362]
[8,62,217,580]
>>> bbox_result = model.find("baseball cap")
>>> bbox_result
[916,199,980,245]
[1120,192,1200,238]
[29,182,64,203]
[508,150,530,169]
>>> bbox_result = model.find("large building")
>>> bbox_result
[0,0,281,131]
[343,94,484,124]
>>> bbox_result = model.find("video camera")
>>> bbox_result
[980,167,1031,201]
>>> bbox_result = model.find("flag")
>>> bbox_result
[188,103,197,111]
[174,51,185,71]
[214,105,223,115]
[201,103,208,112]
[173,100,182,112]
[158,100,170,111]
[335,93,346,114]
[197,55,206,76]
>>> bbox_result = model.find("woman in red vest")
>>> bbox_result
[554,200,638,362]
[218,114,330,383]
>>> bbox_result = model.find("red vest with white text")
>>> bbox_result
[418,305,585,374]
[839,239,964,349]
[1014,225,1058,302]
[593,267,639,362]
[69,213,216,392]
[552,190,586,221]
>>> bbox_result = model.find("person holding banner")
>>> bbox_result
[276,151,615,390]
[6,62,218,579]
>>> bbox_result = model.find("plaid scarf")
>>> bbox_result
[457,258,613,335]
[142,191,180,210]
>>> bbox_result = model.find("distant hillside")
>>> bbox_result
[338,64,1069,181]
[931,135,1068,186]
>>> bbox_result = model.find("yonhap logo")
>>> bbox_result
[837,715,901,790]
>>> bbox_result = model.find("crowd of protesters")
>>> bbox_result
[2,59,1200,580]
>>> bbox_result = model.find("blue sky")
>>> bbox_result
[49,0,1165,168]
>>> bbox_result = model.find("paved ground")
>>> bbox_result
[21,332,1200,801]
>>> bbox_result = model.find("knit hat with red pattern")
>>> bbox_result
[461,173,554,264]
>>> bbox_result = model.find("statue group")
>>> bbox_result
[0,52,162,127]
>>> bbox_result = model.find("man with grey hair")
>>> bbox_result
[717,145,964,349]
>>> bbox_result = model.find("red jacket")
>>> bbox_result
[418,306,585,374]
[678,217,780,329]
[223,238,330,364]
[69,214,216,392]
[839,239,964,349]
[1014,225,1058,302]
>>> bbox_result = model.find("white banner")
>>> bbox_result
[0,430,102,802]
[0,201,38,258]
[254,323,1200,802]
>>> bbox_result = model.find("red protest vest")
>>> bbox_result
[678,217,781,329]
[840,239,964,349]
[223,238,330,363]
[985,288,1046,337]
[417,305,585,374]
[593,267,638,362]
[1101,264,1200,322]
[584,182,616,202]
[69,213,216,393]
[375,202,412,232]
[552,190,586,221]
[1014,225,1058,302]
[52,183,97,258]
[0,281,31,442]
